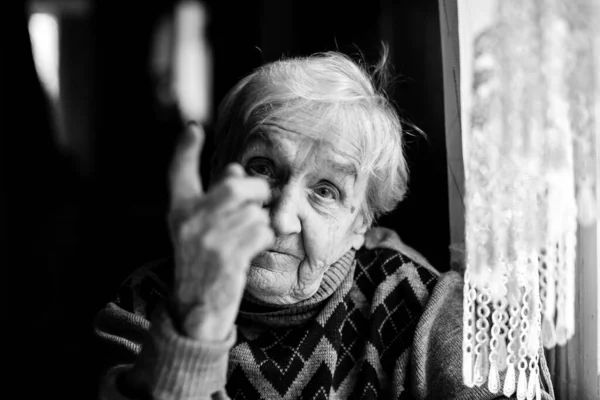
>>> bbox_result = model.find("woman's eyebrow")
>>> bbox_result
[244,135,272,152]
[326,160,357,178]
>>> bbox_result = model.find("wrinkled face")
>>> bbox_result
[238,116,369,305]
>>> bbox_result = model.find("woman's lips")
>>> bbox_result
[252,249,302,269]
[267,249,302,260]
[250,250,301,271]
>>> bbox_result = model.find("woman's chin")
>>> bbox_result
[244,271,306,306]
[246,252,322,305]
[246,260,296,304]
[246,273,321,306]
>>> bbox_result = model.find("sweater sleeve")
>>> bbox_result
[94,273,235,400]
[410,271,555,400]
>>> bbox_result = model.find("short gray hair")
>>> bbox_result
[211,48,410,226]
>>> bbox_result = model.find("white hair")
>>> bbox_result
[212,48,410,226]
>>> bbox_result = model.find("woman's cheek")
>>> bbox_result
[303,205,351,262]
[315,223,345,265]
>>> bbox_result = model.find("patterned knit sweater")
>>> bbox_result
[94,228,554,400]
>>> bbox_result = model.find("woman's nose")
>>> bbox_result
[268,185,302,237]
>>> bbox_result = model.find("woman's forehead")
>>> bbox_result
[245,117,361,172]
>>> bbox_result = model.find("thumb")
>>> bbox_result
[169,122,205,211]
[223,163,247,179]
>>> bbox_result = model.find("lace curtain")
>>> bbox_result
[457,0,598,399]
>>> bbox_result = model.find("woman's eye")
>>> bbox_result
[246,158,275,178]
[314,184,339,201]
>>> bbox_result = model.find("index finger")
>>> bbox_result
[169,122,205,210]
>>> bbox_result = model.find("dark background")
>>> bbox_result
[9,0,450,397]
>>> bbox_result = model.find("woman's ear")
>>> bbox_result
[350,213,370,250]
[350,232,366,251]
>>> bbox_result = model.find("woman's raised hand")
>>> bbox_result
[168,123,274,341]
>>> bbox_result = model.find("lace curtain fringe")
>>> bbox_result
[459,0,598,399]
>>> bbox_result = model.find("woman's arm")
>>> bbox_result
[95,121,272,400]
[94,270,234,400]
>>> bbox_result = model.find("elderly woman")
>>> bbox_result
[95,51,554,400]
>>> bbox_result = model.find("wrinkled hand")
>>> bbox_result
[168,123,274,341]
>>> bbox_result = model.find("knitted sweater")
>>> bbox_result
[94,228,555,400]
